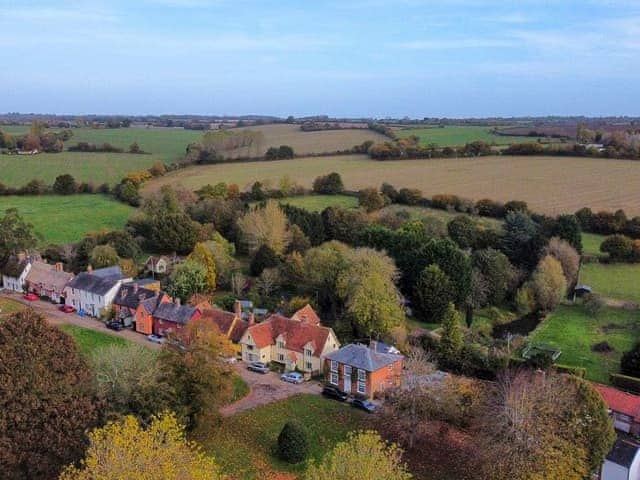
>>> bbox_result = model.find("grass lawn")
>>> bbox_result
[0,298,25,318]
[579,262,640,303]
[279,194,358,212]
[197,394,366,479]
[0,195,135,245]
[376,204,503,229]
[582,232,606,257]
[529,304,640,383]
[396,125,544,146]
[59,324,130,356]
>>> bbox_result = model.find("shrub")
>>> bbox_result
[583,293,605,318]
[475,198,505,218]
[554,364,586,378]
[358,187,386,212]
[53,174,78,195]
[396,187,422,205]
[601,234,636,262]
[621,342,640,378]
[312,172,344,194]
[611,373,640,394]
[592,341,614,353]
[431,194,461,210]
[277,421,309,464]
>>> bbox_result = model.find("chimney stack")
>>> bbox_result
[17,252,26,263]
[55,262,63,272]
[248,312,255,325]
[234,300,242,319]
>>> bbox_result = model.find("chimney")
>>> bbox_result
[55,262,63,272]
[370,340,377,352]
[133,283,139,293]
[87,265,93,274]
[248,312,255,325]
[234,300,242,319]
[175,297,181,307]
[17,252,26,263]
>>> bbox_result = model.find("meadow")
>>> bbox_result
[529,304,640,383]
[142,154,640,216]
[279,194,359,211]
[197,394,365,479]
[59,324,130,356]
[579,262,640,304]
[0,195,134,245]
[582,232,606,257]
[396,125,544,146]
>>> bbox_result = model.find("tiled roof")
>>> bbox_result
[153,302,198,325]
[291,304,321,325]
[325,344,402,372]
[594,383,640,422]
[25,261,73,292]
[67,272,126,295]
[113,284,159,309]
[245,314,333,356]
[201,309,237,335]
[607,438,640,467]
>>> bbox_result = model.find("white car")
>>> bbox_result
[147,334,165,344]
[280,372,304,384]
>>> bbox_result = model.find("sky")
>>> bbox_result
[1,0,639,117]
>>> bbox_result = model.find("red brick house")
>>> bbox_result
[324,343,403,399]
[594,383,640,435]
[113,282,169,327]
[152,300,201,336]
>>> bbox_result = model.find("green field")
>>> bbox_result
[397,125,544,147]
[582,232,605,257]
[0,195,134,245]
[279,194,358,211]
[59,324,130,356]
[198,394,365,479]
[579,262,640,303]
[529,304,640,383]
[0,298,25,319]
[0,151,161,187]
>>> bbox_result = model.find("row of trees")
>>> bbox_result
[0,122,72,153]
[368,137,493,160]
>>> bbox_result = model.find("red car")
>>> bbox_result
[23,293,38,301]
[59,305,76,313]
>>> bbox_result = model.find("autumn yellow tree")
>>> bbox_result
[237,200,289,254]
[305,431,412,480]
[59,412,223,480]
[189,242,217,290]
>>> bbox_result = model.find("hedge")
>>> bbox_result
[610,373,640,394]
[554,364,586,378]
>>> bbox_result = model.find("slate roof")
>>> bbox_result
[113,284,159,309]
[66,271,126,296]
[25,261,73,292]
[92,266,124,279]
[153,302,198,325]
[245,313,333,356]
[594,384,640,422]
[607,438,640,468]
[325,344,402,372]
[140,294,167,314]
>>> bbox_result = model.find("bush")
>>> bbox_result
[583,293,605,318]
[249,244,280,276]
[611,373,640,394]
[396,187,422,205]
[621,342,640,378]
[554,364,586,378]
[312,172,344,194]
[53,174,78,195]
[592,341,614,353]
[475,198,505,218]
[277,421,309,463]
[431,194,460,210]
[358,187,386,212]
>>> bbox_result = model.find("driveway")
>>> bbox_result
[221,363,323,416]
[0,291,159,349]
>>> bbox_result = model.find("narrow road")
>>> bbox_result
[0,291,159,348]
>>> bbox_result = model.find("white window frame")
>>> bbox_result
[344,365,352,376]
[357,368,366,381]
[330,373,339,385]
[305,361,312,371]
[330,360,338,373]
[278,353,284,362]
[277,340,285,349]
[305,348,312,357]
[357,381,366,394]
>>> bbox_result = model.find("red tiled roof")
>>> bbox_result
[291,304,321,325]
[200,308,249,344]
[229,319,249,344]
[245,314,332,356]
[594,383,640,422]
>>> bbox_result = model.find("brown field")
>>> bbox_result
[225,124,387,157]
[142,154,640,216]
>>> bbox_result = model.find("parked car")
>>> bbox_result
[59,305,76,313]
[247,362,269,374]
[147,334,165,344]
[281,372,304,384]
[221,356,238,364]
[322,385,349,401]
[106,320,124,331]
[352,398,376,413]
[23,293,38,301]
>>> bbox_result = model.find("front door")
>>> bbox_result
[343,365,352,393]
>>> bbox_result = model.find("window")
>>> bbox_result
[330,361,338,373]
[344,365,352,376]
[278,354,284,362]
[305,348,312,357]
[357,369,366,381]
[330,373,339,385]
[277,340,285,349]
[305,361,312,370]
[357,381,366,394]
[247,345,254,351]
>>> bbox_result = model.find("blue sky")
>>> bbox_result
[1,0,639,117]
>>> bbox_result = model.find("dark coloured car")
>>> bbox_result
[351,398,376,413]
[106,320,124,331]
[322,385,349,402]
[247,361,269,374]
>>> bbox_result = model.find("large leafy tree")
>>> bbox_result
[527,255,567,312]
[237,200,289,255]
[501,211,544,270]
[188,242,217,290]
[417,238,472,305]
[160,319,234,430]
[59,413,222,480]
[305,431,412,480]
[0,208,38,264]
[0,310,98,480]
[439,303,463,362]
[471,248,513,305]
[169,259,209,302]
[89,244,120,269]
[413,264,455,324]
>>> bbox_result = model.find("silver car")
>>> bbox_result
[280,372,304,384]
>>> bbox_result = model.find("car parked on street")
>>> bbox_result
[247,361,269,374]
[322,385,349,401]
[351,398,376,413]
[59,304,76,313]
[147,334,165,344]
[106,320,124,331]
[23,293,38,301]
[281,372,304,384]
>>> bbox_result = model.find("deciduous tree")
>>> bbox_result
[188,242,217,290]
[237,200,289,255]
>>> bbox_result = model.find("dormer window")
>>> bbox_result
[277,340,285,349]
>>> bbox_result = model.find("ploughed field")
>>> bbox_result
[142,154,640,216]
